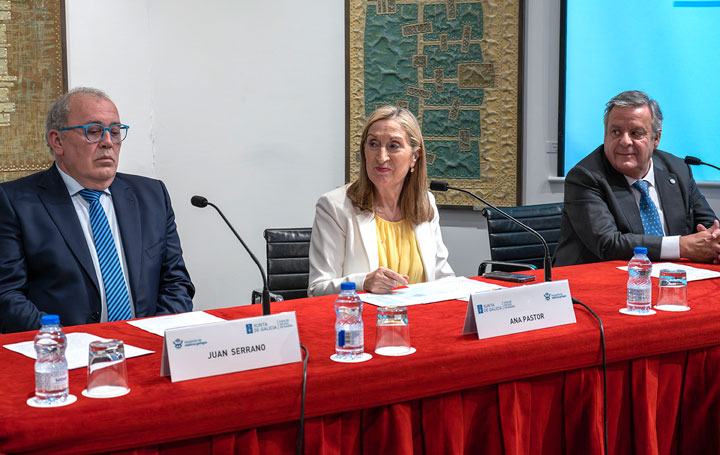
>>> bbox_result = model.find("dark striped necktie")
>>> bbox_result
[632,180,664,236]
[78,189,132,321]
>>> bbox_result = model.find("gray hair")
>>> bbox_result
[45,87,112,152]
[603,90,663,140]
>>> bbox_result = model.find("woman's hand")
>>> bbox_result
[363,267,409,294]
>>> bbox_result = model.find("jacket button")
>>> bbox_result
[91,312,100,321]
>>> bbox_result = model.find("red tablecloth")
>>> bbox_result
[1,261,720,454]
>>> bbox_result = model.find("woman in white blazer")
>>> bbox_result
[308,106,454,296]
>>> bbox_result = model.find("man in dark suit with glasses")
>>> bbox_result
[0,87,194,333]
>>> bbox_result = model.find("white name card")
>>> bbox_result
[161,311,302,382]
[463,280,576,340]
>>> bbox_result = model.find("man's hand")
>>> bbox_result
[680,220,720,263]
[363,267,409,294]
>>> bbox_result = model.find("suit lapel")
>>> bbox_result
[654,163,685,235]
[604,157,645,234]
[356,208,379,271]
[37,166,100,293]
[110,175,142,300]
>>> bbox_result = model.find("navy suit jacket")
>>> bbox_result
[553,146,717,266]
[0,165,194,333]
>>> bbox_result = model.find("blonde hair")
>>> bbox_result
[347,105,433,225]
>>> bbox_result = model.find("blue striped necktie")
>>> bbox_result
[632,180,664,236]
[78,189,133,321]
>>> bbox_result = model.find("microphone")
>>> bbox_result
[190,195,208,208]
[429,180,552,282]
[191,195,271,315]
[685,155,720,172]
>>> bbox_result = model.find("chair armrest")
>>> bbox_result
[478,261,536,276]
[251,289,285,305]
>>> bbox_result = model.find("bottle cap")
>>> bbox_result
[633,247,648,255]
[340,282,356,291]
[40,314,60,326]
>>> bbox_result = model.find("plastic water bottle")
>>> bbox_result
[334,282,364,359]
[34,314,69,404]
[627,247,652,313]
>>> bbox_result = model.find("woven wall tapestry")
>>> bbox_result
[0,0,66,183]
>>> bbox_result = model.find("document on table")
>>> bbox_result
[359,276,504,307]
[616,262,720,282]
[2,333,153,370]
[126,311,227,337]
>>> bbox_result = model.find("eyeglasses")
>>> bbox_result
[59,123,130,143]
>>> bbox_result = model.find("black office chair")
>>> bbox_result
[478,202,563,275]
[252,228,312,304]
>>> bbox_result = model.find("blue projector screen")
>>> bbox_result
[561,0,720,181]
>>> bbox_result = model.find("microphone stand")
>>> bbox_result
[430,181,552,282]
[685,155,720,172]
[191,196,271,315]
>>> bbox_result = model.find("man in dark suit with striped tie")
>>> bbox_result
[554,90,720,266]
[0,87,194,333]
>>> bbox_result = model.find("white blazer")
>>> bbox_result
[308,185,455,296]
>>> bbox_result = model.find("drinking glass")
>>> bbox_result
[84,339,130,398]
[655,269,689,312]
[374,306,414,356]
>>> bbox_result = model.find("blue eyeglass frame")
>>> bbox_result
[59,123,130,143]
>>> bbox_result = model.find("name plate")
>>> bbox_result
[161,311,301,382]
[463,280,576,340]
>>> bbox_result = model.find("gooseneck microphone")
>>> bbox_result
[429,181,552,282]
[685,155,720,172]
[191,195,271,315]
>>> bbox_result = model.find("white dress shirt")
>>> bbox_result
[56,164,135,321]
[625,159,681,259]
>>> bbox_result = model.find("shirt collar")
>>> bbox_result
[55,162,112,197]
[624,158,656,188]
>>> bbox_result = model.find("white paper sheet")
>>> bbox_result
[126,311,227,336]
[359,276,504,307]
[616,262,720,282]
[3,332,153,370]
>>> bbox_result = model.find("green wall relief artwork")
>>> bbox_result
[348,0,521,206]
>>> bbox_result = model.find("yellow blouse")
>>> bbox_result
[375,217,426,284]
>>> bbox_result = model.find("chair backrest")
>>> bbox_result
[481,203,564,269]
[264,228,312,300]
